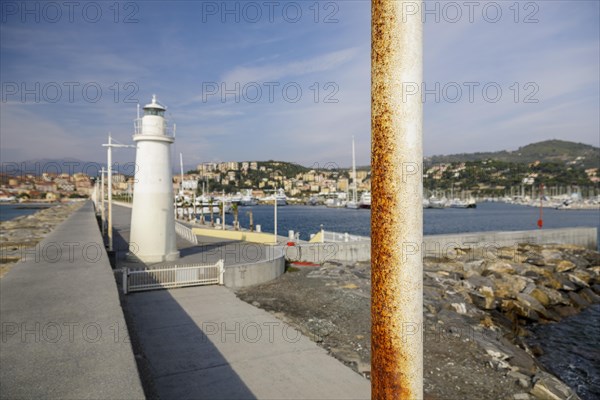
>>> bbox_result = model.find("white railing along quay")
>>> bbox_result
[175,222,199,245]
[323,230,369,243]
[123,260,224,294]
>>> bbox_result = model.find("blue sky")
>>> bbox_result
[1,1,598,169]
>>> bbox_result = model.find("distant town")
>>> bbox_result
[1,157,598,205]
[0,138,597,204]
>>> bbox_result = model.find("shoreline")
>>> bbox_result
[0,201,85,278]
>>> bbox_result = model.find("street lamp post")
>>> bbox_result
[102,133,135,252]
[274,187,278,243]
[100,168,106,236]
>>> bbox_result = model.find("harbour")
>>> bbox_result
[177,201,600,245]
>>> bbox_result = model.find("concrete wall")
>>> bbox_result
[223,247,286,289]
[285,242,372,264]
[422,227,598,257]
[288,227,598,263]
[192,227,277,244]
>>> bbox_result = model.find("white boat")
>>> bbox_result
[346,200,360,209]
[229,193,243,204]
[262,188,287,206]
[359,191,371,209]
[240,189,258,206]
[325,197,347,208]
[193,195,220,214]
[448,198,477,209]
[428,196,447,209]
[307,195,319,206]
[275,188,288,206]
[347,136,360,209]
[213,196,233,214]
[324,192,347,208]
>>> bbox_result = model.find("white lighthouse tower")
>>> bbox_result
[129,95,179,262]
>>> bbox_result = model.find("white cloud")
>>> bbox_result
[221,47,359,83]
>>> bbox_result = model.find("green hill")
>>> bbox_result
[426,140,599,169]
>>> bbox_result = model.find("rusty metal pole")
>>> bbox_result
[371,1,423,399]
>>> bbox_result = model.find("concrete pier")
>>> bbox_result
[110,204,370,399]
[0,201,144,399]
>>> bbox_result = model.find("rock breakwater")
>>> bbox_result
[0,201,85,278]
[237,242,600,400]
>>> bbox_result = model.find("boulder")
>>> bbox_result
[555,276,578,291]
[588,266,600,278]
[516,293,557,321]
[469,288,497,310]
[579,287,600,303]
[567,291,590,309]
[484,260,517,275]
[563,253,591,269]
[496,247,528,263]
[508,370,531,389]
[583,251,600,265]
[540,249,563,264]
[567,270,592,288]
[522,283,537,295]
[525,257,546,267]
[536,286,569,306]
[530,371,581,400]
[555,260,576,273]
[528,288,551,307]
[466,274,495,291]
[502,299,539,321]
[555,306,578,318]
[450,303,467,314]
[494,275,531,299]
[462,259,486,276]
[537,276,558,290]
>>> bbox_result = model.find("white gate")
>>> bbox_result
[123,260,224,294]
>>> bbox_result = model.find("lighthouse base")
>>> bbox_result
[127,249,180,264]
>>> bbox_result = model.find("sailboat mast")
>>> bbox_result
[179,153,184,195]
[352,136,357,202]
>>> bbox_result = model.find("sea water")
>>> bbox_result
[222,202,599,243]
[528,304,600,400]
[0,204,49,222]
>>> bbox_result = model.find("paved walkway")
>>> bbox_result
[0,201,144,399]
[126,285,370,399]
[113,204,371,399]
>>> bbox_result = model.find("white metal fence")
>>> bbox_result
[175,222,199,245]
[123,260,224,294]
[323,230,369,243]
